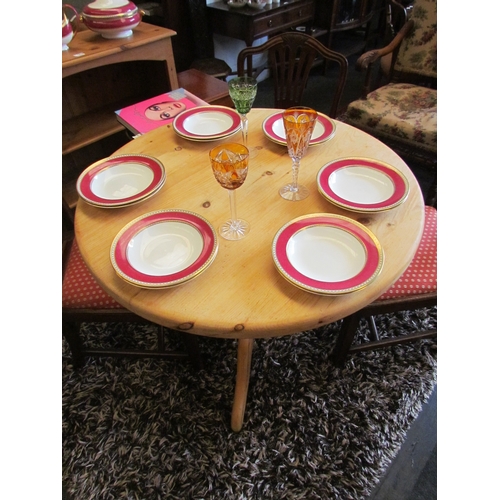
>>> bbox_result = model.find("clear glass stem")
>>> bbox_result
[228,189,238,224]
[291,157,301,192]
[279,155,308,201]
[220,188,249,240]
[240,113,248,145]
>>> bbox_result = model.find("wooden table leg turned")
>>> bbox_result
[231,338,254,432]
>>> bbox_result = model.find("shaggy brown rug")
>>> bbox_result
[62,307,436,500]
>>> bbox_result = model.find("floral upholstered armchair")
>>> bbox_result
[343,0,437,174]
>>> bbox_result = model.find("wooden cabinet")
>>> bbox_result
[207,0,315,47]
[252,2,315,40]
[315,0,377,33]
[62,22,179,207]
[62,23,179,155]
[313,0,386,55]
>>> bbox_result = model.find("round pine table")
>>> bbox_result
[74,108,425,431]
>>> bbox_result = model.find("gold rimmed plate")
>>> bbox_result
[173,105,241,141]
[262,111,336,146]
[111,209,218,288]
[272,213,384,295]
[317,157,409,212]
[77,154,165,208]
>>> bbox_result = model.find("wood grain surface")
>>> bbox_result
[75,108,424,340]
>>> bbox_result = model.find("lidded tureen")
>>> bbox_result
[81,0,142,39]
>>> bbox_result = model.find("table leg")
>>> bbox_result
[231,338,254,432]
[163,38,179,90]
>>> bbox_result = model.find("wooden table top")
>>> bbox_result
[75,108,424,341]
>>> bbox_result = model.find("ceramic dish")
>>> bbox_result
[227,0,248,8]
[262,111,336,146]
[272,213,384,295]
[247,0,267,9]
[62,4,79,50]
[81,0,141,39]
[173,106,241,141]
[77,154,165,208]
[111,209,218,288]
[317,157,409,212]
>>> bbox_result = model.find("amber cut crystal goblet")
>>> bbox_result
[209,143,250,240]
[280,106,318,201]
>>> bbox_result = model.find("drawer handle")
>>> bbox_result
[268,19,273,27]
[298,9,302,16]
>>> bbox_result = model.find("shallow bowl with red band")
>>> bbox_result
[81,0,142,39]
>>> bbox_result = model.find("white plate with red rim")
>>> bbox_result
[272,213,384,295]
[262,111,336,146]
[317,157,409,212]
[77,154,166,208]
[111,209,218,289]
[173,106,241,141]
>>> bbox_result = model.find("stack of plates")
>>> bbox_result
[111,209,219,289]
[262,111,336,146]
[272,213,384,295]
[77,154,166,208]
[173,106,241,142]
[317,157,409,212]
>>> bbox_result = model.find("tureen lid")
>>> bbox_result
[83,0,137,16]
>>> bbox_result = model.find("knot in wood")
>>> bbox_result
[233,324,245,332]
[177,322,194,331]
[202,201,211,208]
[357,217,372,226]
[174,146,182,151]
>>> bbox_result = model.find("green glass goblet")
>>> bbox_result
[228,76,258,145]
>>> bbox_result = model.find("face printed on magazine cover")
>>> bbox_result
[145,101,187,120]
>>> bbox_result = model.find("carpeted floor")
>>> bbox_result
[63,307,436,500]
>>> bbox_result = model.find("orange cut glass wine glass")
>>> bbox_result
[280,106,318,201]
[209,143,250,240]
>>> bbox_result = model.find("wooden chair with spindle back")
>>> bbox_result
[236,32,348,119]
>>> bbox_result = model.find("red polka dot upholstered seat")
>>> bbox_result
[332,205,437,366]
[62,199,202,370]
[63,241,122,310]
[379,205,437,301]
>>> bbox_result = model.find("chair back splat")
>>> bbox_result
[237,32,348,119]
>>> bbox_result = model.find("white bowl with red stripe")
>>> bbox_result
[81,0,142,39]
[62,4,79,50]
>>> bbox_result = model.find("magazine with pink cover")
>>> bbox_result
[115,88,209,136]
